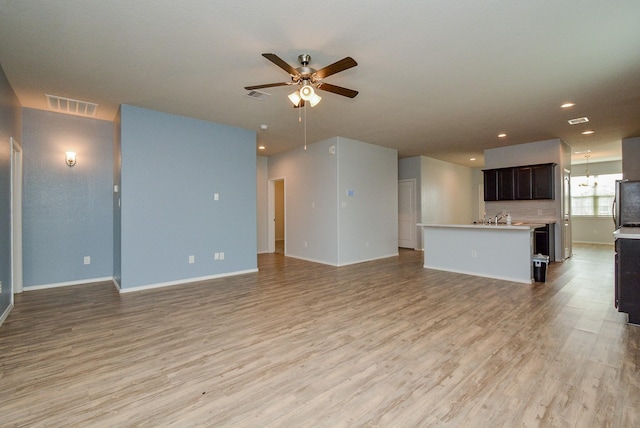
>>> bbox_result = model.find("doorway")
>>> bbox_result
[11,137,23,294]
[268,178,286,254]
[398,179,416,249]
[563,168,572,259]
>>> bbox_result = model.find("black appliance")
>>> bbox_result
[613,180,640,228]
[613,180,640,325]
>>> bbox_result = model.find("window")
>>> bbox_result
[571,173,622,216]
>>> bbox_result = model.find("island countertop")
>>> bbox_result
[418,222,546,231]
[419,223,537,284]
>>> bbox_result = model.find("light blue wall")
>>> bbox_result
[21,108,113,287]
[0,63,21,319]
[113,108,122,286]
[118,105,257,289]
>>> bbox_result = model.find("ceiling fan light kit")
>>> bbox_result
[245,52,359,108]
[288,91,302,106]
[245,52,358,150]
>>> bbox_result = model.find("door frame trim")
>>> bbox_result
[11,137,23,295]
[268,177,286,254]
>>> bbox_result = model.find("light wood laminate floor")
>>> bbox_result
[1,244,638,427]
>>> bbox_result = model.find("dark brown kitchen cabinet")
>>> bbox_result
[616,238,640,324]
[484,170,498,201]
[515,167,532,200]
[483,163,555,201]
[498,168,515,200]
[532,163,554,199]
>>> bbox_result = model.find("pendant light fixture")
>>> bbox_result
[579,154,597,188]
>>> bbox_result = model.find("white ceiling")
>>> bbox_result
[1,0,639,167]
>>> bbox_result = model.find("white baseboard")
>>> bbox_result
[337,252,400,267]
[118,269,259,293]
[23,277,114,291]
[284,252,400,267]
[0,303,14,327]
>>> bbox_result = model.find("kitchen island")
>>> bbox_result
[419,223,544,284]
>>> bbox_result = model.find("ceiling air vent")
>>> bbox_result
[568,116,589,125]
[245,90,270,101]
[46,94,98,117]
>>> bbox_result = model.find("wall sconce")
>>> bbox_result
[65,151,77,167]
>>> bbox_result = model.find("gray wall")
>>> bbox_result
[268,136,397,266]
[622,137,640,181]
[268,138,339,265]
[337,137,398,265]
[21,108,113,287]
[118,105,257,290]
[398,156,476,250]
[0,63,21,320]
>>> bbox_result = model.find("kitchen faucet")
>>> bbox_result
[494,213,504,224]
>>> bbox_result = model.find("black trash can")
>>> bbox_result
[533,254,549,282]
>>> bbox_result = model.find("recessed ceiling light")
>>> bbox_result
[498,133,507,138]
[574,149,591,154]
[581,130,595,135]
[568,117,589,125]
[258,145,266,150]
[469,157,476,161]
[561,102,575,108]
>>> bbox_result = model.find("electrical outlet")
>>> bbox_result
[537,209,543,215]
[220,252,225,260]
[304,241,308,248]
[214,252,220,260]
[214,193,219,201]
[189,255,195,264]
[471,250,478,258]
[84,256,91,265]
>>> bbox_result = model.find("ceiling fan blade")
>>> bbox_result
[262,53,300,77]
[316,82,359,98]
[314,57,358,79]
[293,100,306,108]
[244,82,290,90]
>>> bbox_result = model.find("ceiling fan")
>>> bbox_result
[245,53,358,107]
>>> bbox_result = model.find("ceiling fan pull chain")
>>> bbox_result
[304,103,307,151]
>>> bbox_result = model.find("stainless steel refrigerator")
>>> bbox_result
[613,180,640,228]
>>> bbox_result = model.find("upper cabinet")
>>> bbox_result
[484,170,498,201]
[531,164,554,199]
[483,163,555,201]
